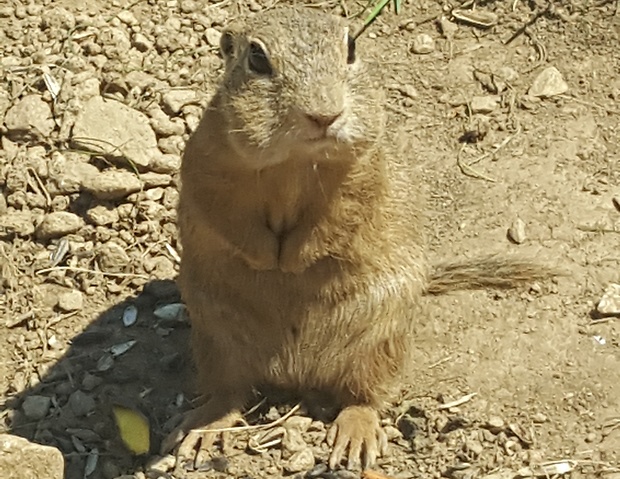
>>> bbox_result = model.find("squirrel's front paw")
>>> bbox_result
[239,228,279,271]
[279,255,308,274]
[279,241,312,274]
[243,246,278,271]
[326,405,387,470]
[279,228,318,274]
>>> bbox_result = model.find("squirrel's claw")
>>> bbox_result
[327,405,387,471]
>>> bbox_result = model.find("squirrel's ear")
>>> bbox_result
[220,30,235,60]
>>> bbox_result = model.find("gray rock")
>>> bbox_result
[4,94,55,138]
[284,448,315,473]
[86,205,119,226]
[0,210,36,238]
[149,109,185,137]
[384,425,402,441]
[597,283,620,315]
[486,416,505,433]
[411,33,435,54]
[507,218,527,244]
[67,390,96,417]
[141,172,173,188]
[529,66,568,98]
[125,71,162,91]
[47,152,100,195]
[481,471,516,479]
[0,87,10,124]
[36,212,84,240]
[162,89,199,114]
[204,27,221,47]
[72,96,161,170]
[145,256,176,280]
[0,434,64,479]
[22,395,52,420]
[465,438,484,456]
[116,10,138,25]
[282,428,308,453]
[81,169,142,200]
[97,241,130,273]
[471,95,500,114]
[149,154,181,174]
[283,416,313,433]
[57,290,84,312]
[132,32,153,52]
[81,372,103,391]
[158,135,184,155]
[71,76,100,103]
[0,194,8,216]
[146,454,176,473]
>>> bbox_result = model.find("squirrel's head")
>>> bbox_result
[217,7,384,168]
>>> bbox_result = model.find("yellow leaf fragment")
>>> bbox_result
[112,405,150,455]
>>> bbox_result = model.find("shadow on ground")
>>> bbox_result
[6,278,195,479]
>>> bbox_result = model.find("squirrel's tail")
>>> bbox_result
[426,255,561,295]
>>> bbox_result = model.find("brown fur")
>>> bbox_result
[171,6,552,470]
[427,256,558,295]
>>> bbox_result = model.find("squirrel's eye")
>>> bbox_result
[248,41,273,75]
[347,34,356,64]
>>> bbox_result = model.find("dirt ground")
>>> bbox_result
[1,0,619,478]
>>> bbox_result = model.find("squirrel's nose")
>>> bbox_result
[306,111,342,129]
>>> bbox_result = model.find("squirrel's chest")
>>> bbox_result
[258,162,330,235]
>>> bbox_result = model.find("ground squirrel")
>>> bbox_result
[167,6,554,471]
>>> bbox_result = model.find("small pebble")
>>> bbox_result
[466,439,484,456]
[67,390,96,417]
[283,415,313,432]
[97,241,131,273]
[196,455,228,472]
[411,33,435,54]
[132,32,153,51]
[86,205,119,226]
[57,290,84,312]
[0,211,35,237]
[384,425,402,441]
[0,193,7,215]
[204,27,221,47]
[81,373,103,391]
[529,66,568,98]
[162,89,199,114]
[597,283,620,315]
[147,454,176,472]
[282,428,307,453]
[486,416,505,432]
[306,463,328,478]
[36,212,84,240]
[82,170,143,200]
[439,16,458,38]
[284,448,315,473]
[531,412,547,423]
[508,218,527,244]
[116,10,138,25]
[4,94,55,138]
[150,154,181,174]
[481,470,515,479]
[470,95,500,114]
[22,395,52,420]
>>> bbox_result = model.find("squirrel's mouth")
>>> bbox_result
[304,135,336,148]
[304,128,340,143]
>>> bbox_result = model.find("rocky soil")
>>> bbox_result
[1,1,619,479]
